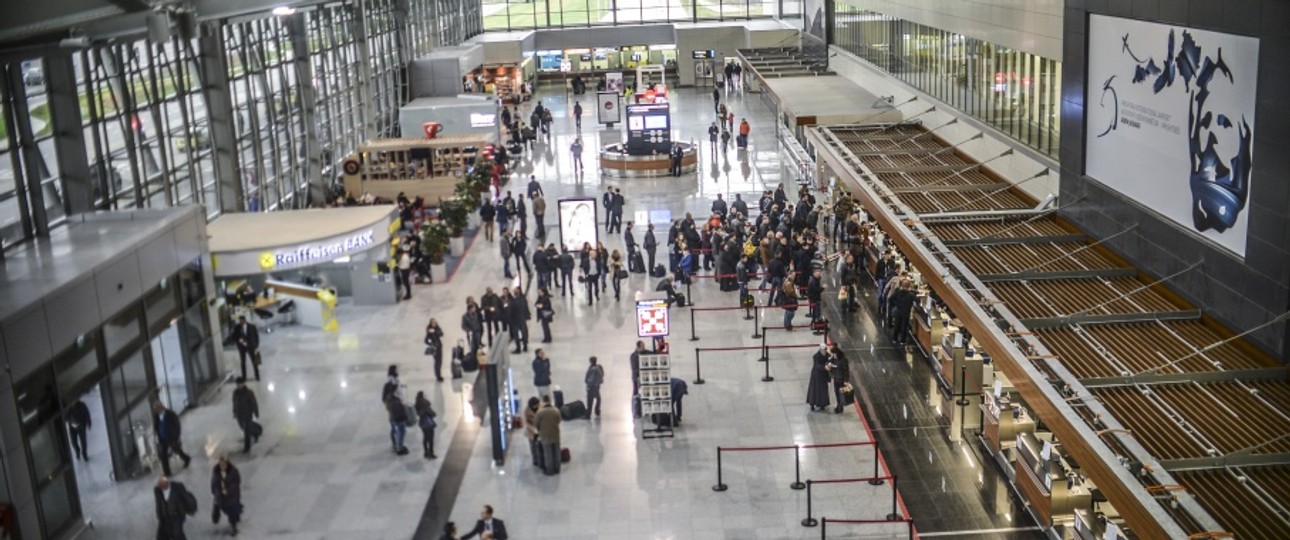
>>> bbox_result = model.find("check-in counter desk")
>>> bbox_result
[936,328,985,394]
[913,302,947,360]
[1014,432,1093,528]
[982,393,1035,453]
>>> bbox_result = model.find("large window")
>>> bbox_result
[483,0,769,30]
[832,7,1060,157]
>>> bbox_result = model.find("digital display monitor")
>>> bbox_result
[644,115,668,130]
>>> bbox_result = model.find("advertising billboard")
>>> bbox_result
[597,91,621,125]
[624,103,671,155]
[1085,15,1258,257]
[558,198,599,252]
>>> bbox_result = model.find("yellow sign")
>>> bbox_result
[259,252,276,270]
[388,218,402,234]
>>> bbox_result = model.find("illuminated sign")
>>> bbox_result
[636,299,670,337]
[470,113,496,128]
[263,230,376,269]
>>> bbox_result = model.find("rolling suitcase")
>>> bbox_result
[451,358,463,379]
[650,264,667,278]
[553,388,565,408]
[630,251,646,273]
[673,293,686,307]
[561,400,587,420]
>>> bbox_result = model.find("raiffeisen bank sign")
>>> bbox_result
[264,230,376,270]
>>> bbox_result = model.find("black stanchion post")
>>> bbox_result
[762,347,774,382]
[907,518,915,540]
[791,446,805,489]
[711,447,727,491]
[957,366,970,406]
[751,306,762,338]
[690,309,699,341]
[693,348,705,385]
[869,443,884,485]
[758,332,768,362]
[819,517,826,539]
[800,480,817,527]
[886,475,902,521]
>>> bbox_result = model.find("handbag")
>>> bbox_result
[423,345,438,356]
[404,404,418,427]
[539,309,554,321]
[837,287,849,301]
[615,268,628,279]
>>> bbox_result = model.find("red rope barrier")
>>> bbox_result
[719,445,799,452]
[764,344,827,350]
[809,476,892,485]
[696,345,767,352]
[822,518,913,525]
[800,441,876,450]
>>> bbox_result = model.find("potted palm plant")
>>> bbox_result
[422,221,450,283]
[439,197,471,256]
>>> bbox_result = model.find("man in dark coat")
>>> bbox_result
[806,346,833,411]
[609,188,625,233]
[711,194,728,220]
[462,505,509,540]
[155,475,194,540]
[643,224,658,271]
[558,248,576,296]
[508,287,531,353]
[806,269,824,323]
[67,398,92,461]
[624,222,637,256]
[152,401,191,476]
[232,378,260,453]
[230,315,260,381]
[889,281,918,345]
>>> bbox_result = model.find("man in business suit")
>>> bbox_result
[609,188,625,233]
[232,377,260,454]
[67,398,92,461]
[230,315,261,381]
[152,401,191,476]
[154,475,193,540]
[461,504,508,540]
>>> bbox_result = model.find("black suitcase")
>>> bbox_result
[630,251,646,273]
[461,355,479,372]
[451,358,463,379]
[553,389,565,408]
[650,264,667,277]
[560,400,587,420]
[673,293,686,307]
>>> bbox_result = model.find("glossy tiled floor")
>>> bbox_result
[71,83,1038,539]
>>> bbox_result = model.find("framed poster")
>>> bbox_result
[596,91,621,125]
[558,198,599,252]
[605,71,624,91]
[1085,15,1258,257]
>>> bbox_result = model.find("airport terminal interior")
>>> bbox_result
[0,0,1287,539]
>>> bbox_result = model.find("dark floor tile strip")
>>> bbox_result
[412,398,483,539]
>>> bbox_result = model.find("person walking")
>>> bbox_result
[571,137,584,174]
[558,247,575,297]
[523,396,541,467]
[573,101,583,130]
[383,365,410,455]
[581,244,601,304]
[210,455,243,536]
[584,357,605,418]
[230,315,261,381]
[595,241,610,290]
[708,122,719,156]
[481,288,501,346]
[154,475,196,540]
[479,201,496,242]
[231,378,259,454]
[461,303,484,358]
[67,398,91,461]
[415,391,438,459]
[508,286,531,353]
[461,505,509,540]
[396,244,414,300]
[515,194,528,237]
[532,194,546,240]
[511,231,531,277]
[152,401,191,476]
[609,188,625,233]
[425,318,445,382]
[499,230,513,278]
[807,345,833,412]
[609,249,625,301]
[643,223,658,272]
[532,349,552,399]
[712,86,721,114]
[534,396,562,475]
[534,288,553,343]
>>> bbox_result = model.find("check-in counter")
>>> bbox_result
[982,392,1035,453]
[913,300,947,360]
[937,328,985,394]
[1014,432,1093,527]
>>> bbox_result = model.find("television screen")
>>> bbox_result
[644,115,668,130]
[628,116,644,131]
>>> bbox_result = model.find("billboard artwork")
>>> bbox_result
[558,198,599,252]
[597,91,621,125]
[1085,14,1258,257]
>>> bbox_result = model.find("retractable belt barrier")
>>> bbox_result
[801,476,902,527]
[819,517,916,540]
[692,343,820,384]
[710,441,876,493]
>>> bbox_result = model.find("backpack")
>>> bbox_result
[179,484,198,516]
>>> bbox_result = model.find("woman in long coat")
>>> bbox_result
[211,454,243,535]
[806,346,833,411]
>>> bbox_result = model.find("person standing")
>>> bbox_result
[499,230,514,278]
[534,288,553,343]
[67,398,91,461]
[461,505,509,540]
[610,188,625,233]
[152,401,191,476]
[712,86,721,114]
[573,101,583,130]
[584,357,604,418]
[461,303,484,358]
[231,378,259,454]
[558,247,575,297]
[807,345,833,412]
[154,475,195,540]
[708,122,719,156]
[441,522,460,540]
[711,194,728,220]
[526,174,543,199]
[210,455,243,536]
[523,396,541,467]
[601,187,614,232]
[480,288,501,346]
[479,201,496,243]
[425,318,445,382]
[532,194,546,240]
[508,286,531,353]
[581,244,601,304]
[515,194,528,237]
[629,341,645,397]
[829,344,851,414]
[396,244,414,300]
[384,388,410,456]
[534,396,562,475]
[670,377,688,426]
[511,231,531,277]
[779,278,800,331]
[570,137,584,174]
[230,315,260,381]
[806,269,824,323]
[643,224,658,272]
[609,250,625,301]
[415,391,438,459]
[532,349,552,399]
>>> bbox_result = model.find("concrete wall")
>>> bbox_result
[836,0,1063,60]
[409,45,486,98]
[1060,0,1290,360]
[827,47,1060,202]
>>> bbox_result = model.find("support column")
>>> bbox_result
[196,23,243,214]
[4,64,50,237]
[285,13,325,206]
[352,1,377,141]
[45,54,94,216]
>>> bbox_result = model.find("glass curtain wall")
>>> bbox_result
[1,0,477,255]
[832,6,1060,157]
[483,0,769,30]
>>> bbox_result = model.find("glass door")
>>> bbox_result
[104,349,155,480]
[149,324,189,412]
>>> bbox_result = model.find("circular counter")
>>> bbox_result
[599,143,699,178]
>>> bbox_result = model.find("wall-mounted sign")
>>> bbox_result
[469,113,496,128]
[1085,15,1259,257]
[691,50,715,60]
[264,230,376,270]
[559,59,572,73]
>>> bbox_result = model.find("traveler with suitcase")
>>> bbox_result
[522,397,541,467]
[532,349,552,400]
[232,377,260,454]
[584,356,604,418]
[534,395,562,475]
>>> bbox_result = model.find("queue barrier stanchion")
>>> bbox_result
[712,446,726,491]
[792,446,805,490]
[887,474,902,521]
[690,309,698,342]
[819,516,826,539]
[819,518,916,540]
[710,442,871,494]
[800,475,895,528]
[694,347,704,385]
